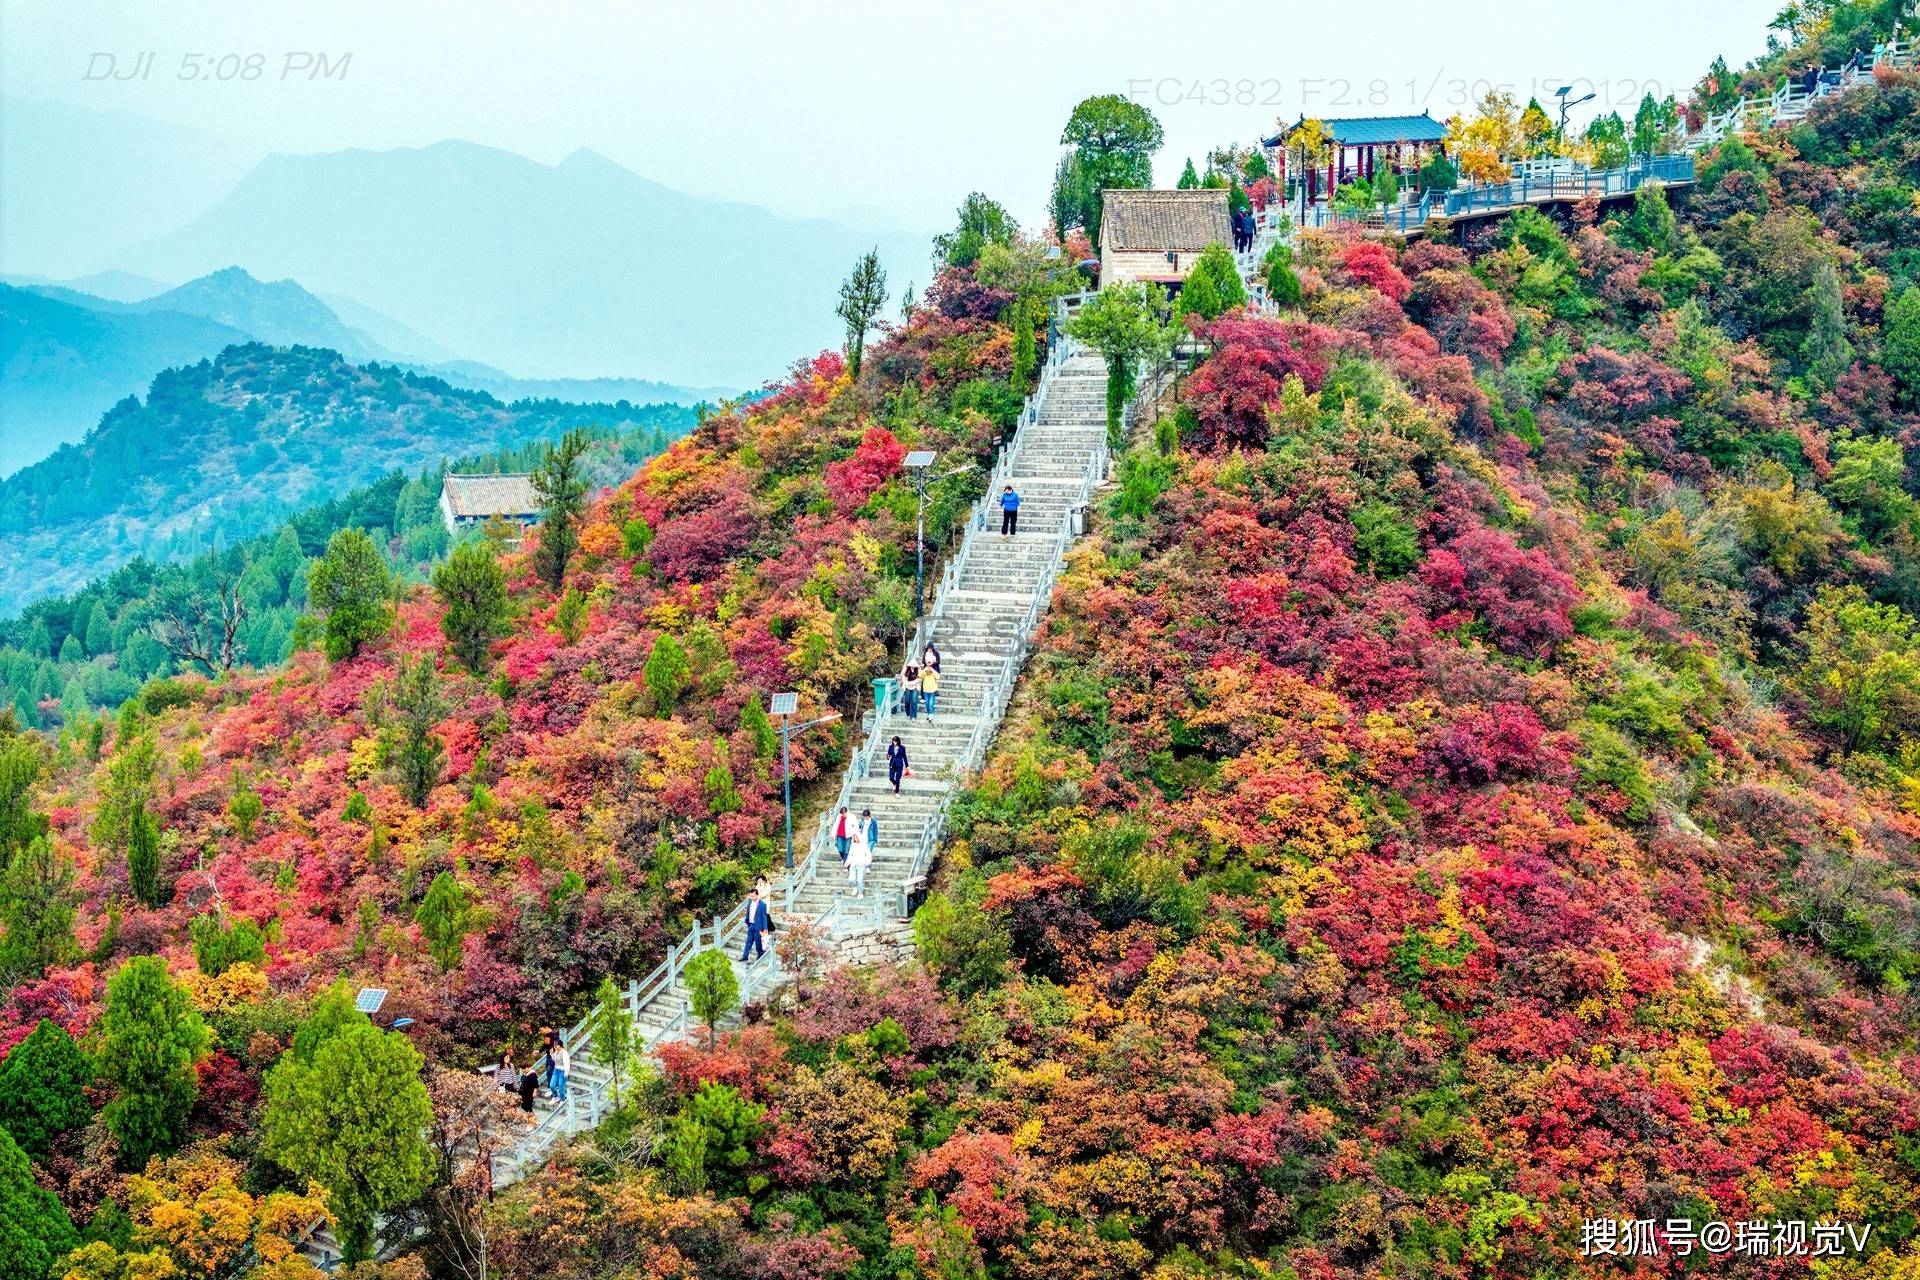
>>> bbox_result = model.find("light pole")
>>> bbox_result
[770,692,840,870]
[903,450,936,621]
[1556,85,1596,138]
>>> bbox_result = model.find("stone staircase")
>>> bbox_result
[477,336,1113,1192]
[1685,36,1914,151]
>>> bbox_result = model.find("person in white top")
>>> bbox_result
[545,1030,571,1102]
[846,822,874,897]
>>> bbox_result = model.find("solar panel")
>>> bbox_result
[903,450,937,469]
[354,987,388,1014]
[768,692,799,717]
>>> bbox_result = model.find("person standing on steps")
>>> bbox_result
[887,735,909,794]
[834,806,852,863]
[545,1029,570,1104]
[846,818,873,897]
[490,1048,518,1094]
[1000,484,1021,537]
[902,661,920,719]
[918,663,940,721]
[922,642,941,676]
[861,807,879,857]
[741,881,771,962]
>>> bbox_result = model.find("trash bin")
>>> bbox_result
[872,677,895,715]
[1071,506,1089,536]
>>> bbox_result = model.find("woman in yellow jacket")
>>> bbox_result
[918,663,940,720]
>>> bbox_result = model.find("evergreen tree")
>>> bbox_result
[553,587,588,644]
[740,697,778,766]
[0,837,78,980]
[308,529,393,661]
[683,949,739,1050]
[643,633,691,715]
[431,541,509,673]
[261,1020,433,1265]
[290,980,371,1065]
[415,871,472,971]
[591,975,635,1106]
[1620,182,1678,254]
[0,1128,77,1280]
[531,430,592,592]
[1884,286,1920,408]
[84,603,113,659]
[1805,260,1855,389]
[126,800,162,907]
[836,249,889,380]
[98,957,208,1170]
[1176,158,1200,189]
[227,768,264,840]
[188,912,266,977]
[0,1019,93,1160]
[0,736,48,858]
[1049,151,1093,238]
[1179,243,1248,321]
[1060,94,1165,245]
[931,192,1017,270]
[391,654,446,808]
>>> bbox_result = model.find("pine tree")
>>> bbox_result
[591,975,635,1106]
[1884,286,1920,407]
[531,431,592,592]
[308,529,393,661]
[0,1128,77,1280]
[227,768,264,841]
[0,837,78,981]
[0,1019,93,1160]
[98,957,208,1170]
[683,949,739,1050]
[740,698,778,765]
[432,541,509,673]
[836,249,889,380]
[126,800,162,907]
[1804,260,1855,390]
[391,654,446,808]
[643,633,691,715]
[415,871,472,971]
[83,603,113,659]
[1176,157,1200,189]
[0,736,49,858]
[261,1020,432,1264]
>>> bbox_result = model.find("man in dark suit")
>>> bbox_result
[740,882,771,961]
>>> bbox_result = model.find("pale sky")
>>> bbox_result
[3,0,1779,240]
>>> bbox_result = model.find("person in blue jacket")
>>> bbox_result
[740,880,771,962]
[1000,484,1021,537]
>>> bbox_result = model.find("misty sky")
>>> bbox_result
[4,0,1779,241]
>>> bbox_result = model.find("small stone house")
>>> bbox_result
[438,473,541,537]
[1098,189,1233,289]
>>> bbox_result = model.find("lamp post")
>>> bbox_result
[1556,84,1596,138]
[770,692,840,870]
[903,450,937,621]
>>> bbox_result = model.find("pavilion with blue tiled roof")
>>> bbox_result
[1263,112,1450,203]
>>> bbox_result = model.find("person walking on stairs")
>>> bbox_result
[545,1029,570,1103]
[741,881,771,962]
[887,735,909,794]
[861,807,879,857]
[834,806,852,863]
[918,664,940,720]
[1000,484,1021,537]
[846,819,873,897]
[902,662,920,719]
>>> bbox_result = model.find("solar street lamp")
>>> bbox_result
[770,692,840,869]
[1556,85,1596,136]
[904,450,937,620]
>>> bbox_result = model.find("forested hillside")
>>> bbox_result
[0,421,689,727]
[2,8,1920,1280]
[0,344,698,612]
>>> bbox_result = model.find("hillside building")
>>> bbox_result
[439,473,541,536]
[1097,189,1233,289]
[1264,112,1449,202]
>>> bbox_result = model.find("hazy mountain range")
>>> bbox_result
[0,269,733,477]
[100,140,932,386]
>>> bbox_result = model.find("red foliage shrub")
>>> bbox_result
[1419,527,1578,655]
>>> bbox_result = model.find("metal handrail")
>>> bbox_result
[1685,38,1911,150]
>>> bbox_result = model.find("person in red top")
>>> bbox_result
[835,805,851,863]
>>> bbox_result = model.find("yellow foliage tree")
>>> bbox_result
[1446,91,1523,183]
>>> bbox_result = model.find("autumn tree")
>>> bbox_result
[391,654,447,808]
[1060,95,1164,244]
[1797,584,1920,754]
[532,429,593,591]
[1447,90,1523,182]
[0,1128,77,1280]
[69,1149,327,1280]
[308,529,393,661]
[262,1019,433,1264]
[98,957,209,1170]
[432,541,509,674]
[683,948,738,1050]
[836,249,889,380]
[0,1019,92,1160]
